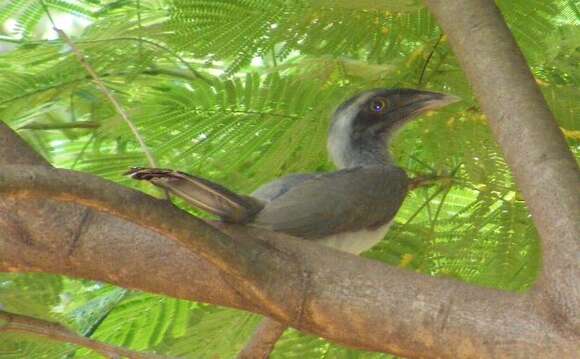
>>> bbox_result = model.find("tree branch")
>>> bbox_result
[0,164,290,317]
[0,162,575,358]
[1,0,579,351]
[0,122,51,166]
[0,310,169,359]
[237,319,287,359]
[424,0,580,333]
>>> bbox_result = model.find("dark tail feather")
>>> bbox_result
[126,167,263,224]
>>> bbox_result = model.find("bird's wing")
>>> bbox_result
[251,173,317,202]
[251,165,409,239]
[126,168,264,223]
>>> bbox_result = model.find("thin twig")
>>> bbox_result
[0,67,206,108]
[409,162,462,191]
[424,189,434,223]
[429,184,452,233]
[408,154,436,173]
[39,0,158,169]
[0,310,171,359]
[390,186,447,241]
[39,1,172,199]
[70,91,77,121]
[0,35,211,84]
[418,33,444,86]
[408,174,456,190]
[74,37,211,84]
[271,47,277,67]
[18,121,100,130]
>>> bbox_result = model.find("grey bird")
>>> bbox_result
[127,88,458,254]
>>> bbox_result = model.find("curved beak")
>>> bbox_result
[411,91,461,114]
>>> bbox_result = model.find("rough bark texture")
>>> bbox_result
[0,123,51,166]
[424,0,580,334]
[0,129,577,358]
[1,1,579,357]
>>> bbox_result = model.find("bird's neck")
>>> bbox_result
[327,95,394,169]
[328,133,392,169]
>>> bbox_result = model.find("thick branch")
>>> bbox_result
[0,164,576,358]
[424,0,580,332]
[0,165,295,320]
[0,122,50,166]
[0,311,169,359]
[0,122,256,312]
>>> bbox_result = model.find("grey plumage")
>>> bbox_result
[127,88,458,254]
[251,173,315,203]
[252,166,408,239]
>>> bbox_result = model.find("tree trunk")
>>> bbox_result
[424,0,580,332]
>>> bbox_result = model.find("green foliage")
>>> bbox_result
[0,274,63,322]
[0,0,94,39]
[72,293,199,358]
[154,307,261,358]
[0,0,578,358]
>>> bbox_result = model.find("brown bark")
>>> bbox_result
[424,0,580,333]
[237,319,287,359]
[1,1,579,357]
[0,122,51,166]
[0,124,577,358]
[0,311,169,359]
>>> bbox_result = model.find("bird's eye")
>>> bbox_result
[369,98,388,113]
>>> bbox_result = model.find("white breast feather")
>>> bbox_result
[314,221,393,254]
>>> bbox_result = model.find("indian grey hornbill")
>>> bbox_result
[127,88,459,254]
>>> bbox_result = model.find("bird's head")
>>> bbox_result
[328,88,459,168]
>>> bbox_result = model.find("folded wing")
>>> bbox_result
[251,165,409,239]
